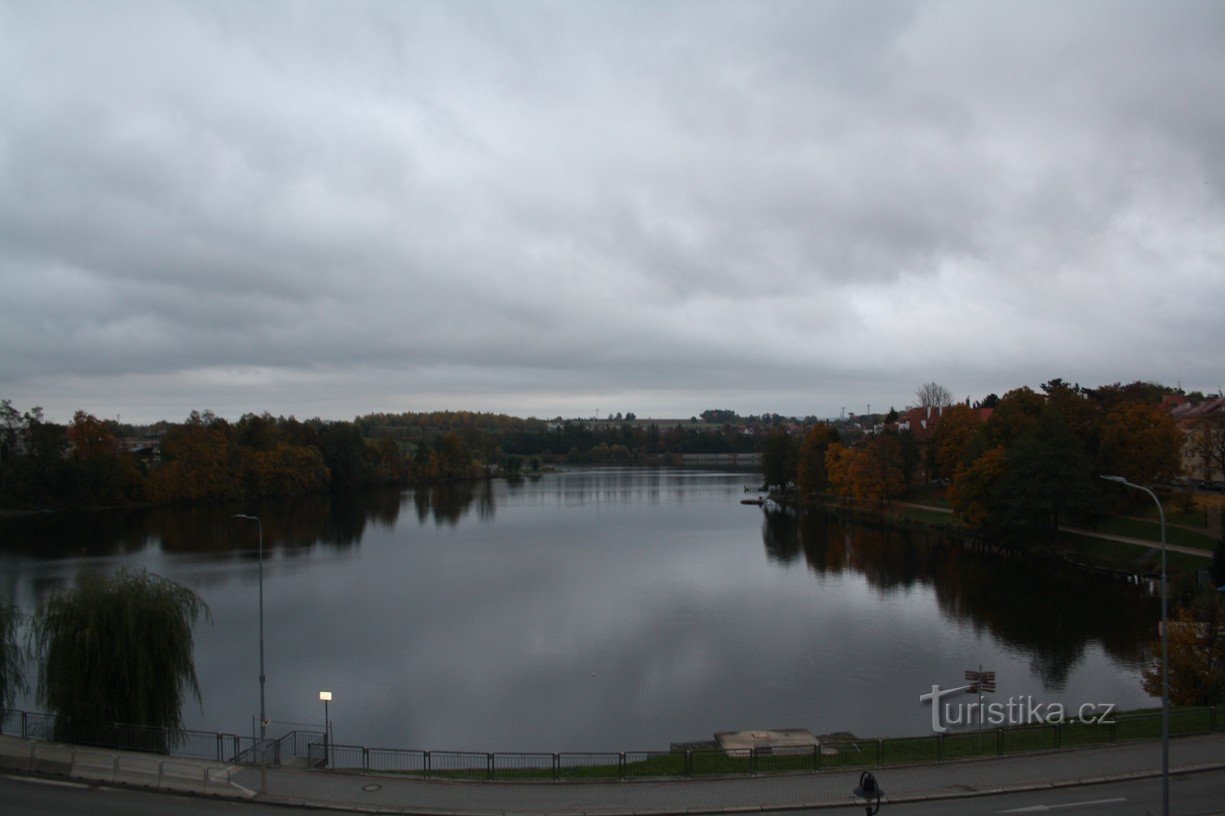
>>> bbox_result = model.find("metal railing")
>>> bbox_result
[1,708,269,767]
[4,704,1222,780]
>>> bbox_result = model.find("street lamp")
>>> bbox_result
[320,691,332,767]
[1100,475,1168,816]
[233,514,267,742]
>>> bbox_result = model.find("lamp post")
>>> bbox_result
[1101,475,1167,816]
[233,514,266,742]
[320,691,332,767]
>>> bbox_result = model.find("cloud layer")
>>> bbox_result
[2,1,1222,422]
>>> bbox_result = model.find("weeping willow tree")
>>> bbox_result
[32,569,210,738]
[0,600,25,711]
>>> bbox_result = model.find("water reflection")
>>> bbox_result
[0,470,1160,748]
[762,508,1157,690]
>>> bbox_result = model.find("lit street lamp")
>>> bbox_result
[320,691,332,767]
[233,514,267,742]
[1100,475,1167,816]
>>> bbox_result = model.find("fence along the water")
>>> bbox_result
[3,705,1223,779]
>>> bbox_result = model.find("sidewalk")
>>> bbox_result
[232,734,1225,814]
[9,731,1220,815]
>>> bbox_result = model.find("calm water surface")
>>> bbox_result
[0,468,1158,751]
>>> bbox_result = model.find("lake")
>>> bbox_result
[0,467,1159,752]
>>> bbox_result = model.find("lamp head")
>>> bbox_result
[319,691,332,701]
[1099,475,1127,484]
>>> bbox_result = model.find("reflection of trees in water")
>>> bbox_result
[763,510,1158,689]
[0,511,153,558]
[412,482,485,526]
[0,487,421,560]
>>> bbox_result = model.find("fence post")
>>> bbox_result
[1053,723,1061,750]
[814,743,820,771]
[486,752,494,780]
[22,710,28,739]
[876,739,882,768]
[996,727,1003,756]
[938,733,944,761]
[749,747,757,774]
[424,750,431,777]
[619,752,626,778]
[553,753,560,780]
[363,747,369,770]
[1213,705,1218,731]
[684,750,692,776]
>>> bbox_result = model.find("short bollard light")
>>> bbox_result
[853,770,883,815]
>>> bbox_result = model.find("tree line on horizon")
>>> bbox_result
[0,402,782,510]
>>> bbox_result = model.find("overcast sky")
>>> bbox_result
[1,1,1222,424]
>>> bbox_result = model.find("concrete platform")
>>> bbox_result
[715,728,820,756]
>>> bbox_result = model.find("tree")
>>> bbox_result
[1193,414,1225,482]
[996,408,1096,538]
[825,443,857,505]
[950,445,1008,533]
[915,382,953,408]
[1143,592,1225,706]
[0,600,24,710]
[856,434,906,506]
[796,424,840,498]
[931,403,980,481]
[32,569,210,733]
[1098,402,1183,486]
[761,427,797,490]
[981,386,1045,448]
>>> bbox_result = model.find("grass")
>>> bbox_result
[1055,532,1210,573]
[1087,517,1216,551]
[369,705,1224,780]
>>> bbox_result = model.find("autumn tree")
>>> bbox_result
[1098,402,1183,486]
[1143,592,1225,705]
[148,412,240,502]
[856,433,907,506]
[825,443,858,505]
[950,445,1007,533]
[796,424,840,498]
[931,403,980,481]
[33,569,210,733]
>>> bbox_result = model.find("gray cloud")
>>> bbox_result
[1,0,1222,422]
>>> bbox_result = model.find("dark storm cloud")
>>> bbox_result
[1,0,1221,421]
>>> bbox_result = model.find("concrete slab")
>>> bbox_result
[158,759,206,795]
[715,729,819,757]
[114,753,162,789]
[71,748,116,783]
[0,736,34,772]
[30,741,75,776]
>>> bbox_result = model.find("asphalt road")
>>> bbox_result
[769,769,1225,816]
[4,769,1225,816]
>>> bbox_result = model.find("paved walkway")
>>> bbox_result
[5,731,1225,813]
[232,734,1225,814]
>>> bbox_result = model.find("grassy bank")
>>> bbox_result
[366,705,1223,780]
